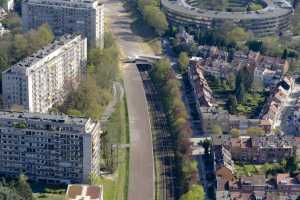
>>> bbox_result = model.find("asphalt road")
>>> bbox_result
[103,1,155,200]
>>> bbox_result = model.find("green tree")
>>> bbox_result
[152,58,171,86]
[282,49,288,60]
[178,51,189,73]
[261,36,283,56]
[0,49,8,72]
[236,83,246,103]
[226,95,238,114]
[227,73,236,90]
[27,24,54,54]
[211,125,222,135]
[143,6,168,35]
[248,2,263,11]
[246,127,265,136]
[67,109,83,116]
[179,184,205,200]
[286,156,298,173]
[1,14,21,33]
[230,128,240,138]
[104,32,115,49]
[247,40,264,52]
[15,175,33,200]
[227,27,249,43]
[13,34,28,60]
[0,186,22,200]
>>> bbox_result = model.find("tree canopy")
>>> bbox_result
[143,6,168,35]
[211,125,222,135]
[246,127,265,136]
[227,27,249,43]
[178,51,189,73]
[179,184,205,200]
[15,175,34,200]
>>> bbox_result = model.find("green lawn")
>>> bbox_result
[236,92,266,117]
[93,96,130,200]
[235,163,285,177]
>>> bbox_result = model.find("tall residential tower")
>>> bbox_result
[22,0,104,48]
[0,111,101,184]
[2,34,87,113]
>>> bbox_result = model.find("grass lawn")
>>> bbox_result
[236,92,266,117]
[235,163,285,177]
[93,96,130,200]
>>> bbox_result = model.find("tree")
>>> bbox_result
[152,58,171,86]
[104,32,115,49]
[247,2,263,11]
[179,184,205,200]
[227,73,236,89]
[1,14,21,33]
[226,95,238,114]
[178,52,189,73]
[0,186,23,200]
[286,156,298,173]
[230,128,240,138]
[247,40,264,52]
[15,175,34,200]
[261,36,283,56]
[13,34,28,60]
[26,24,54,54]
[227,27,249,43]
[211,125,222,135]
[246,127,265,136]
[282,49,288,60]
[202,139,211,156]
[236,83,245,103]
[143,6,168,35]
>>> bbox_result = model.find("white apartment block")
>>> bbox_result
[0,111,101,184]
[2,34,87,113]
[22,0,104,48]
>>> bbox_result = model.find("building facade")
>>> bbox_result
[0,111,101,184]
[161,0,293,37]
[2,34,87,113]
[22,0,104,48]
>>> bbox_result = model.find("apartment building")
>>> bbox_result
[0,111,101,184]
[230,136,295,164]
[2,34,87,113]
[22,0,104,48]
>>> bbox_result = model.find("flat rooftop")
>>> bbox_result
[5,34,82,71]
[67,184,103,200]
[0,110,89,125]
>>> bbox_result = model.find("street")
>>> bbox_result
[280,81,300,135]
[103,0,156,199]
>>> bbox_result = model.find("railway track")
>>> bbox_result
[138,64,177,200]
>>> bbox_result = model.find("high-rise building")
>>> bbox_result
[22,0,104,48]
[2,34,87,113]
[0,111,101,184]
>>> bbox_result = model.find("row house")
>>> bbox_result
[260,76,294,128]
[188,60,215,108]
